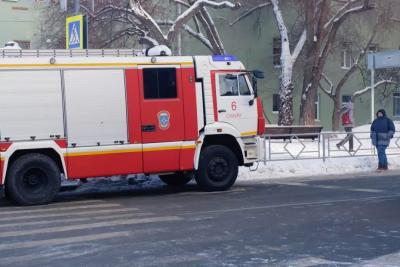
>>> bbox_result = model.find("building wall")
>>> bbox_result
[0,0,45,48]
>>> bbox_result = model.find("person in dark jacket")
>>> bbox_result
[370,109,396,171]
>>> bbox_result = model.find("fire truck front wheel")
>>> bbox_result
[159,172,193,186]
[6,153,61,206]
[196,145,239,191]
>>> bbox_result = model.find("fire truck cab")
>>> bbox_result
[0,48,265,205]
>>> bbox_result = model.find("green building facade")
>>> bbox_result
[0,0,45,49]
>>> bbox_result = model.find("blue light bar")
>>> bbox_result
[212,55,238,62]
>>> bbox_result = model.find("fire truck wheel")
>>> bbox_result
[6,153,61,206]
[159,172,193,186]
[196,145,239,191]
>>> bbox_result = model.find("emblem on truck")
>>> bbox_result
[157,111,170,130]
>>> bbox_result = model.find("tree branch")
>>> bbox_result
[230,2,271,26]
[353,80,397,98]
[319,72,335,99]
[292,29,307,62]
[167,0,241,42]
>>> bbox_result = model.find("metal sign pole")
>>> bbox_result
[74,0,80,14]
[371,67,375,122]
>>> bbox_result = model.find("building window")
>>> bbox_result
[272,94,280,113]
[341,42,352,69]
[315,94,320,121]
[273,37,281,67]
[393,92,400,117]
[143,68,177,99]
[342,95,352,103]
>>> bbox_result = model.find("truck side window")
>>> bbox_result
[238,75,251,96]
[143,68,177,99]
[219,75,238,96]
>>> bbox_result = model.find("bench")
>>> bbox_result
[264,125,324,141]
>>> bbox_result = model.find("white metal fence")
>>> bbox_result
[263,131,400,163]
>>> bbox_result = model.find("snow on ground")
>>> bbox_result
[66,123,400,191]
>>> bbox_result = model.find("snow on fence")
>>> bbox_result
[263,131,400,163]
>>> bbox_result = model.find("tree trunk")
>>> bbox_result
[278,79,294,125]
[332,97,341,131]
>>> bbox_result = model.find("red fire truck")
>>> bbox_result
[0,47,265,205]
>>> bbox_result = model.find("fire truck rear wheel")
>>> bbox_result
[6,153,61,206]
[196,145,239,191]
[159,172,193,186]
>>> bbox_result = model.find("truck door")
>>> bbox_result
[138,66,185,173]
[214,72,258,136]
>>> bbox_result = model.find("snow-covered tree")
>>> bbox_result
[232,0,306,125]
[82,0,241,53]
[37,0,240,54]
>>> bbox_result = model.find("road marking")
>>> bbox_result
[347,188,384,193]
[0,199,105,212]
[0,231,131,251]
[0,212,154,229]
[177,188,246,196]
[0,216,181,238]
[0,246,102,265]
[180,194,400,216]
[271,182,308,187]
[92,212,154,220]
[0,203,121,216]
[0,208,139,222]
[272,182,384,193]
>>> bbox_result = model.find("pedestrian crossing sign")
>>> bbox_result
[66,15,84,49]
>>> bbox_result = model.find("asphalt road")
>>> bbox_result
[1,172,400,267]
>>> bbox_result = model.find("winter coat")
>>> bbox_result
[341,102,354,127]
[370,110,395,147]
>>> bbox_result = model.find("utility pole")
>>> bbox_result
[74,0,80,14]
[60,0,67,11]
[176,4,182,55]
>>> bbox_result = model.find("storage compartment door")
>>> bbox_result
[64,69,128,147]
[0,70,64,141]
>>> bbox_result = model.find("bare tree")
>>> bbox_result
[318,2,396,130]
[299,0,374,125]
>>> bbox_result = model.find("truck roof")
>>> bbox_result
[0,49,199,70]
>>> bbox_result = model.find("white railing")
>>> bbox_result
[263,131,400,163]
[0,49,145,58]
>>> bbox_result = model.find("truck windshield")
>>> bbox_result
[219,74,252,96]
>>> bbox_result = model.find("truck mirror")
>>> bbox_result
[252,70,264,79]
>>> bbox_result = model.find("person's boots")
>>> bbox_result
[377,165,384,171]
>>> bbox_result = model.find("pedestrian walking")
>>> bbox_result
[336,101,354,151]
[371,109,395,171]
